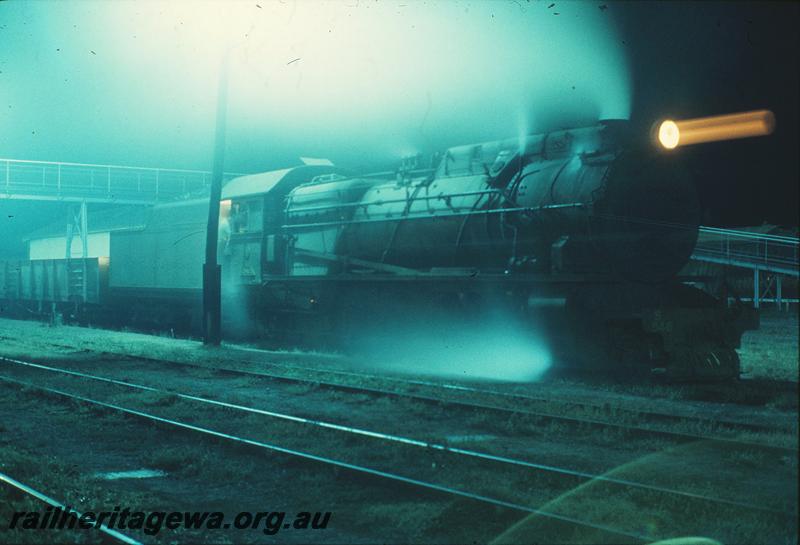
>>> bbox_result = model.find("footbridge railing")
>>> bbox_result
[1,158,246,204]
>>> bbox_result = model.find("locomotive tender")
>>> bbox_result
[0,121,754,379]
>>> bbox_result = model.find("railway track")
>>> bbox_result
[0,470,142,545]
[0,371,656,544]
[36,349,795,451]
[0,355,796,528]
[230,346,797,435]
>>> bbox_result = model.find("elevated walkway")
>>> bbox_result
[693,226,798,277]
[1,158,245,204]
[692,226,799,308]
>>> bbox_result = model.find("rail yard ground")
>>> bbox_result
[0,312,797,544]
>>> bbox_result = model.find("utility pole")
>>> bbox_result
[203,48,230,345]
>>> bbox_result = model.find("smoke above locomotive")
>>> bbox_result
[0,1,632,172]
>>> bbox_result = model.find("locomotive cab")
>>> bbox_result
[220,165,346,284]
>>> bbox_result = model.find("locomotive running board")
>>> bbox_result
[292,248,426,275]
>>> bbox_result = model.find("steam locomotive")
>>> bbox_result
[0,121,755,380]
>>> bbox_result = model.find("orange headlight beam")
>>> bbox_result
[657,110,775,149]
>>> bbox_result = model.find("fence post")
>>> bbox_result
[753,268,760,309]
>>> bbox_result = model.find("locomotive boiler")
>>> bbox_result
[281,121,698,280]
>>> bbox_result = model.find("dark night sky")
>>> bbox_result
[616,1,798,227]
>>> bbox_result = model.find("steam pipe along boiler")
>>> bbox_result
[221,120,755,380]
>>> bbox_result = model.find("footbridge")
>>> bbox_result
[1,158,244,204]
[692,226,799,308]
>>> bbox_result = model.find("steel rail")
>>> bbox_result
[371,376,793,435]
[0,471,142,545]
[0,373,654,543]
[230,349,792,436]
[8,348,790,451]
[131,349,796,450]
[1,356,788,517]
